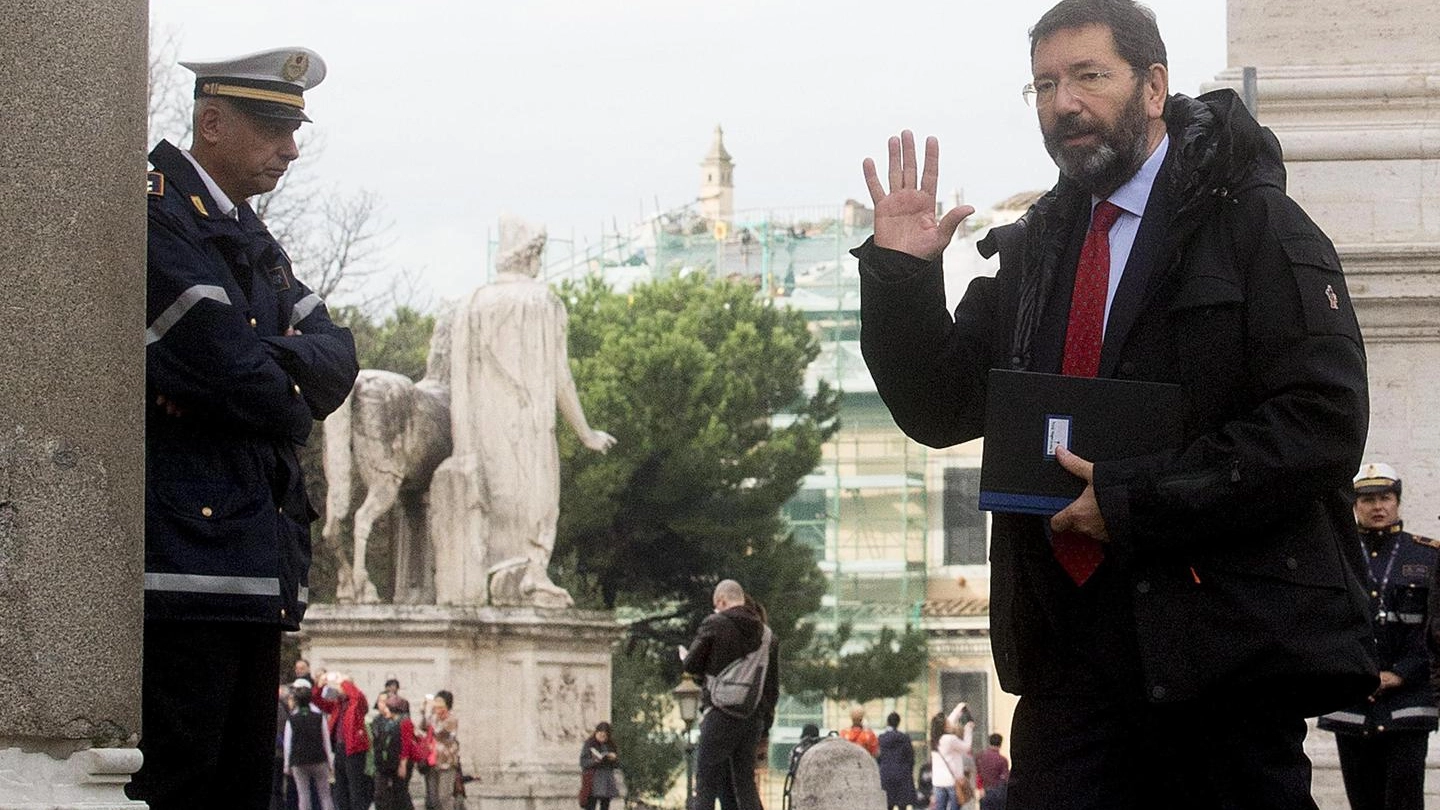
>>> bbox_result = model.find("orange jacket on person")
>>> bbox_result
[840,725,879,756]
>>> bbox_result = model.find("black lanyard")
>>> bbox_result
[1365,533,1403,624]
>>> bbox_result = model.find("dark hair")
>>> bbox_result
[929,712,948,751]
[385,678,401,690]
[1029,0,1167,70]
[887,712,901,728]
[292,685,312,707]
[989,733,1003,747]
[435,690,454,710]
[589,721,618,752]
[801,723,820,740]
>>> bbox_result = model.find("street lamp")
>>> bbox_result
[673,673,703,803]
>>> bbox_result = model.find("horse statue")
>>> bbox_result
[321,304,454,604]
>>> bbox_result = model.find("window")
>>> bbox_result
[943,467,988,565]
[782,489,827,557]
[939,670,989,748]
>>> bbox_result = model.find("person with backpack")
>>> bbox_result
[371,695,417,810]
[681,579,780,810]
[284,680,336,810]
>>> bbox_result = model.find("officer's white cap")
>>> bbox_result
[180,47,326,123]
[1354,462,1401,495]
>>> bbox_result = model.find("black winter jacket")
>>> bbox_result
[857,91,1376,715]
[682,604,780,730]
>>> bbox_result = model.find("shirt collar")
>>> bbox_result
[179,149,239,220]
[1097,134,1169,217]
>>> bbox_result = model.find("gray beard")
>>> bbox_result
[1045,88,1151,197]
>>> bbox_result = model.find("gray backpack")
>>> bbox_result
[706,624,773,718]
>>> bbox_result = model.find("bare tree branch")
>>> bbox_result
[148,25,193,145]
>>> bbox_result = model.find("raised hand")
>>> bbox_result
[862,130,974,261]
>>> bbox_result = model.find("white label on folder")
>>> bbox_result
[1045,415,1071,458]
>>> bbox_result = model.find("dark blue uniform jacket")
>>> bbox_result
[145,140,358,630]
[1319,524,1439,734]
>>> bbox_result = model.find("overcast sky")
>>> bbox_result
[148,0,1227,305]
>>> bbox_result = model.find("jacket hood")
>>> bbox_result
[1165,89,1286,210]
[721,604,766,647]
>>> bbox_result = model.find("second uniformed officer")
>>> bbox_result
[128,47,359,809]
[1319,463,1437,810]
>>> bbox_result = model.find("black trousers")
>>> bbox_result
[127,619,282,810]
[1007,692,1316,810]
[375,769,416,810]
[1335,729,1431,810]
[693,709,765,810]
[332,748,374,810]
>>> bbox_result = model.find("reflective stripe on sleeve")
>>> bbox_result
[289,293,323,329]
[145,285,232,345]
[144,572,280,596]
[298,585,310,604]
[1321,711,1367,725]
[1391,706,1439,720]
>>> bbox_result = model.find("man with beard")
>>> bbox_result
[853,1,1375,808]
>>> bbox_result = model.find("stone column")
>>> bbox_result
[1215,2,1440,807]
[0,0,148,807]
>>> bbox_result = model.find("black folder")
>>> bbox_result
[979,369,1184,515]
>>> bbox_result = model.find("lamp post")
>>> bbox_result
[673,673,702,804]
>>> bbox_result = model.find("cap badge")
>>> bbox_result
[282,52,310,82]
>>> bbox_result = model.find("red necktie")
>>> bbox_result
[1053,201,1123,585]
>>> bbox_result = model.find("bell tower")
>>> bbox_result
[698,124,734,226]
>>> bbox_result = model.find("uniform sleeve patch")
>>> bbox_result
[147,171,165,197]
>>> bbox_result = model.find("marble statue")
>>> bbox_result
[429,216,615,608]
[322,306,454,604]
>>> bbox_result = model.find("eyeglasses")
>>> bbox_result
[1022,67,1142,107]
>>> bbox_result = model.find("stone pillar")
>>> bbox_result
[0,0,148,808]
[1215,2,1440,806]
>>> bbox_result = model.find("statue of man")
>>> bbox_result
[430,217,614,608]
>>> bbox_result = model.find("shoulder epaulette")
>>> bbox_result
[1411,534,1440,550]
[147,171,165,197]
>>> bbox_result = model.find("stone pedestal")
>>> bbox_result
[299,604,622,810]
[0,0,147,806]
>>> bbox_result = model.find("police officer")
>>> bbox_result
[128,47,358,810]
[1319,463,1438,810]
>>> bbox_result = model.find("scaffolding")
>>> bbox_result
[517,203,934,803]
